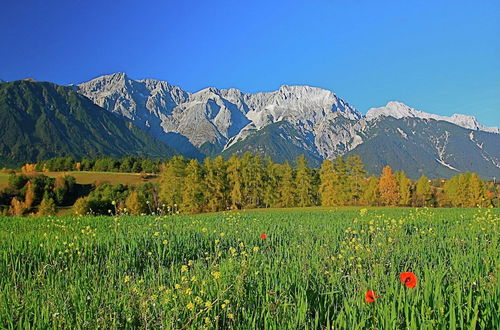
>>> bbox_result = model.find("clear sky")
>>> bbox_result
[1,0,499,126]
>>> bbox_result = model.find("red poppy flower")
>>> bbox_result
[260,233,267,239]
[399,272,418,288]
[365,290,378,303]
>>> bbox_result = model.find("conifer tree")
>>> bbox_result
[319,159,338,206]
[262,157,280,208]
[397,171,411,206]
[240,152,254,207]
[37,197,56,216]
[443,175,460,206]
[333,157,350,205]
[415,175,432,207]
[24,182,35,210]
[182,159,206,213]
[379,165,399,206]
[345,155,366,204]
[278,161,295,207]
[204,156,228,212]
[159,156,186,208]
[468,173,488,207]
[295,155,313,207]
[248,154,265,207]
[125,190,145,215]
[457,173,471,207]
[363,176,380,206]
[226,154,243,209]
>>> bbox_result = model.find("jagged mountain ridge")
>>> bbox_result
[70,73,500,178]
[77,73,363,159]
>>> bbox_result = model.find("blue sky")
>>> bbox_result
[1,0,499,126]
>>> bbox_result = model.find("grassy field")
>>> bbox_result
[0,208,498,328]
[0,171,159,188]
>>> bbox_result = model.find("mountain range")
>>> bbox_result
[0,73,498,179]
[0,80,177,168]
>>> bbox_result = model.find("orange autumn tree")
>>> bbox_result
[21,163,37,174]
[378,165,399,206]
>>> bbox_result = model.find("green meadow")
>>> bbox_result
[1,208,498,329]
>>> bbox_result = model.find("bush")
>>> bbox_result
[73,197,90,215]
[9,198,27,216]
[37,198,56,216]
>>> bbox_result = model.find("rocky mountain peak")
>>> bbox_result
[366,101,499,134]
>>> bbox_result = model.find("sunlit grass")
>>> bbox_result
[0,208,498,328]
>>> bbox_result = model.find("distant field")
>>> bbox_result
[0,171,159,187]
[1,208,498,328]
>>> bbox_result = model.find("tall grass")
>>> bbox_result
[0,208,498,328]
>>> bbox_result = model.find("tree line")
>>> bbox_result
[0,153,498,216]
[18,156,163,173]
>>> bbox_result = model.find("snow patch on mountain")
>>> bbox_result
[396,127,408,139]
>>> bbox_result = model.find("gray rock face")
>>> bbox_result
[76,73,500,178]
[77,74,363,156]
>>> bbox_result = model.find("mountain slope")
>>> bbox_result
[221,121,323,166]
[366,101,500,133]
[346,117,500,178]
[0,80,178,167]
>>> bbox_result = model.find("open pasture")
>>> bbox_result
[0,208,498,328]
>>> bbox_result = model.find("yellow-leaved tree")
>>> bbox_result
[378,165,399,206]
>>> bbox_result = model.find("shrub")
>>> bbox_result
[37,198,56,216]
[73,197,90,215]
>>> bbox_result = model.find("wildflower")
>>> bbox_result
[162,240,168,244]
[365,290,378,303]
[253,246,259,252]
[260,233,267,239]
[154,232,160,236]
[228,313,234,319]
[181,265,189,272]
[186,302,195,311]
[205,301,213,309]
[211,271,221,279]
[400,272,418,288]
[124,275,131,283]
